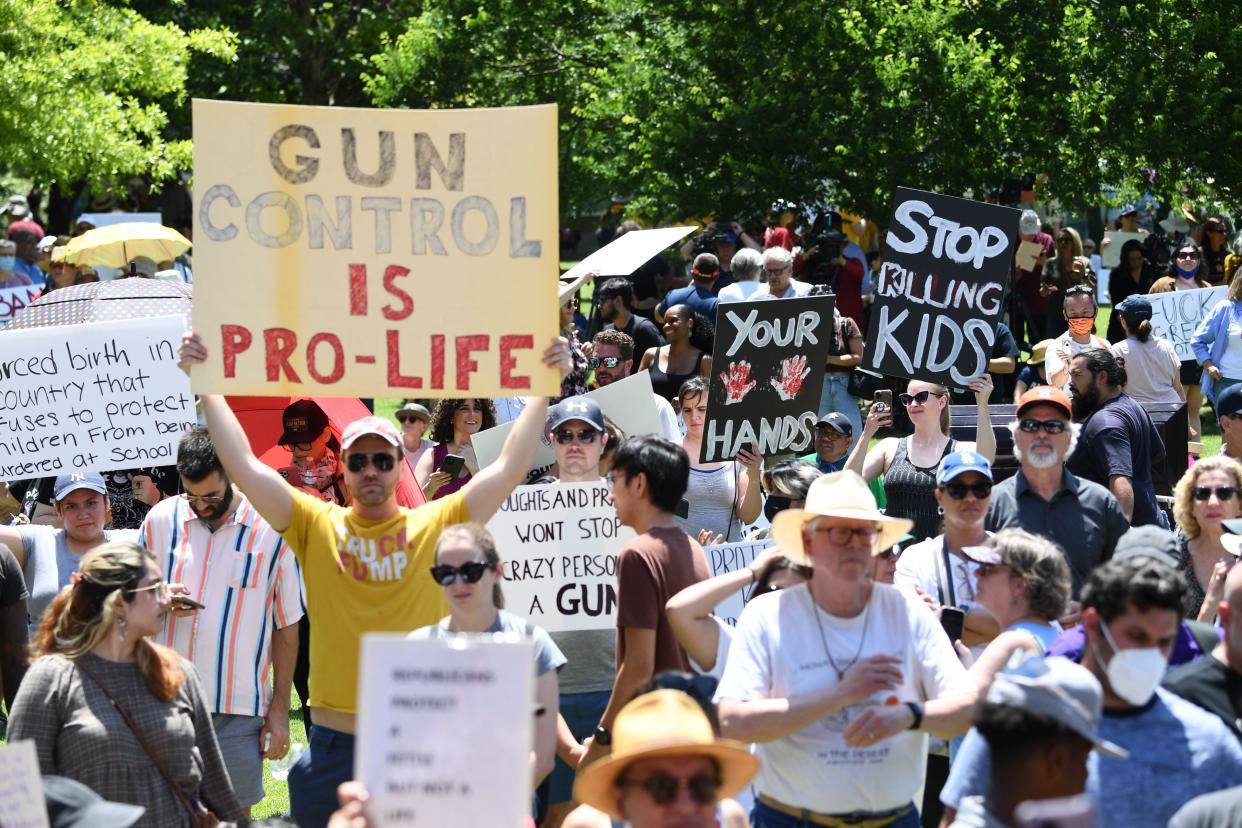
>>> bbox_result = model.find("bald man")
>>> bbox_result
[1164,558,1242,742]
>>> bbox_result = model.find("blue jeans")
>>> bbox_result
[752,800,920,828]
[819,374,864,453]
[289,725,355,828]
[545,689,611,804]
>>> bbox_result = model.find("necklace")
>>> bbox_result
[810,585,875,681]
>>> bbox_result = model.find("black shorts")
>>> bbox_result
[1181,359,1201,387]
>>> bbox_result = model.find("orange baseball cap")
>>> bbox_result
[1016,386,1072,419]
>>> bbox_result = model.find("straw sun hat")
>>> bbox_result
[771,470,914,565]
[574,690,759,817]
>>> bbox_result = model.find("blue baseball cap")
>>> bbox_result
[1217,384,1242,419]
[937,450,992,485]
[54,472,107,502]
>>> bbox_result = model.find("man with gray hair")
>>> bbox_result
[717,247,765,303]
[755,246,811,300]
[0,239,32,289]
[985,385,1129,597]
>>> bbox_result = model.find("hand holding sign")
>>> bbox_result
[967,373,993,404]
[719,361,758,405]
[769,355,810,400]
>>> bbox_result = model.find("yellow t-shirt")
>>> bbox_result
[281,488,469,714]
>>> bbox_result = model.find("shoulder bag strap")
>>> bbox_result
[933,537,956,608]
[75,658,206,824]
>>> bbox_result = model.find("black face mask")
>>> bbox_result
[764,495,793,523]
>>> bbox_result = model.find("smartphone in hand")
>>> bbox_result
[939,607,965,642]
[439,454,466,480]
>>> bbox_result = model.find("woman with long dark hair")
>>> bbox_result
[8,541,244,827]
[639,304,713,402]
[413,398,497,500]
[1155,239,1215,438]
[1040,227,1094,338]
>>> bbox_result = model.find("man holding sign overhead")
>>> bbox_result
[177,330,572,828]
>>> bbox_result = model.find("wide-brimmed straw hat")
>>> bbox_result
[771,470,913,565]
[574,690,759,817]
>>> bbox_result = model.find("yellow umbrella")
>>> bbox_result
[61,222,191,269]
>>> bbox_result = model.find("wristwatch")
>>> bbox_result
[905,702,925,731]
[594,725,612,747]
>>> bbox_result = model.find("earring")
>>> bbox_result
[936,506,945,517]
[118,618,128,642]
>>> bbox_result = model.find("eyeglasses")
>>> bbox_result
[1017,418,1068,434]
[764,265,791,276]
[127,580,169,601]
[1190,486,1238,502]
[1175,251,1200,260]
[588,356,622,369]
[181,492,228,506]
[975,563,1008,578]
[429,562,492,586]
[555,428,599,445]
[943,481,993,500]
[345,452,396,473]
[899,390,945,407]
[807,521,879,545]
[621,771,721,806]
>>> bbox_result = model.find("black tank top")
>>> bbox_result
[649,349,705,401]
[884,436,956,542]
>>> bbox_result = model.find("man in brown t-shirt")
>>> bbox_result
[578,435,709,769]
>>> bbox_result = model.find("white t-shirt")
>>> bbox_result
[653,393,686,440]
[718,281,766,304]
[689,615,735,679]
[894,535,986,611]
[1110,337,1181,405]
[1045,333,1110,389]
[755,279,813,300]
[715,583,971,813]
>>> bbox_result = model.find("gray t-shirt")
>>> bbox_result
[410,609,567,677]
[20,526,138,632]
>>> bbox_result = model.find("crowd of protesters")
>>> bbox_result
[3,194,1242,828]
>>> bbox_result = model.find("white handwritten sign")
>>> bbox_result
[487,481,635,632]
[558,226,696,300]
[0,740,50,828]
[0,284,42,325]
[1148,287,1227,361]
[0,315,195,477]
[356,635,533,828]
[705,539,773,625]
[1101,231,1146,269]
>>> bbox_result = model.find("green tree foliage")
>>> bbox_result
[366,0,1242,222]
[0,0,234,189]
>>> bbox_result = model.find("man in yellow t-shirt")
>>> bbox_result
[177,331,571,828]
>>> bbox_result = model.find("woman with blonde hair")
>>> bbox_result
[7,541,244,827]
[1172,456,1242,621]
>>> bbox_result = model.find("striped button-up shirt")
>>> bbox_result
[141,493,305,717]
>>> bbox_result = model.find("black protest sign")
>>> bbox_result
[700,294,834,463]
[865,187,1021,386]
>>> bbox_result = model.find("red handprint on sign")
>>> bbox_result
[719,361,758,405]
[770,355,810,400]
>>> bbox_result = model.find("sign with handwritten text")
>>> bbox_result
[0,740,51,828]
[0,315,195,477]
[705,539,773,625]
[0,284,42,325]
[192,99,559,397]
[356,635,533,828]
[486,481,635,633]
[1147,286,1227,362]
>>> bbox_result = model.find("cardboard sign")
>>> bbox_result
[0,740,51,828]
[700,295,834,463]
[487,481,635,632]
[0,284,43,324]
[705,539,773,626]
[1148,286,1227,361]
[0,315,194,477]
[1100,231,1146,269]
[191,99,559,398]
[865,187,1021,387]
[472,371,664,472]
[558,226,697,300]
[1015,239,1042,272]
[356,635,533,828]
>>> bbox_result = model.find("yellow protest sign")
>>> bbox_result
[191,99,559,397]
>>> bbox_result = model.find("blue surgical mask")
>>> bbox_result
[0,256,15,271]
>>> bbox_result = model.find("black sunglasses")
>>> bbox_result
[588,356,622,369]
[943,481,993,500]
[1175,251,1201,260]
[554,429,599,445]
[899,390,945,407]
[346,452,396,473]
[622,772,721,806]
[1017,418,1068,434]
[1191,486,1238,502]
[429,561,492,586]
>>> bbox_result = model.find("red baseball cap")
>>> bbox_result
[1016,386,1072,419]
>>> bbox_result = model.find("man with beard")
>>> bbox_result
[985,386,1129,596]
[597,278,665,361]
[590,328,683,441]
[139,426,304,816]
[177,329,571,828]
[1066,348,1166,527]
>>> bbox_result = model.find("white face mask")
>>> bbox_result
[1095,618,1167,706]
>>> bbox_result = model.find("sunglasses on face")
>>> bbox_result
[1191,486,1238,502]
[943,481,993,500]
[588,356,622,369]
[1175,251,1200,260]
[1017,418,1069,434]
[622,772,721,806]
[899,390,945,407]
[181,492,227,506]
[429,561,492,586]
[555,428,598,445]
[345,452,396,473]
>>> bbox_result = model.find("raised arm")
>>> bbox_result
[969,375,996,463]
[462,338,571,522]
[846,402,893,483]
[179,332,294,531]
[666,551,772,671]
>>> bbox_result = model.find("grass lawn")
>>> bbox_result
[251,697,308,820]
